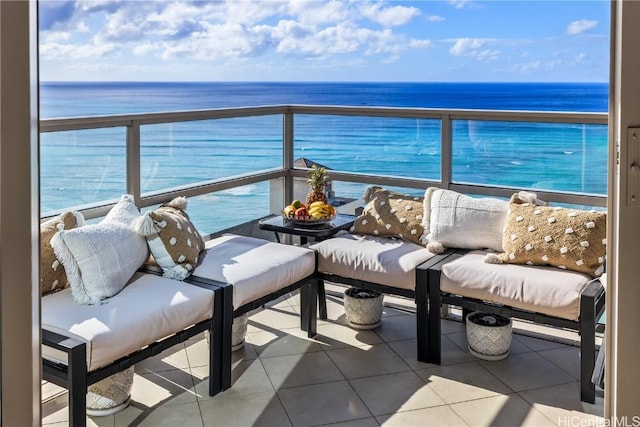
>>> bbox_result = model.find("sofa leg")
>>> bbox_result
[219,285,234,392]
[425,267,442,364]
[579,296,597,404]
[301,280,318,338]
[68,344,87,427]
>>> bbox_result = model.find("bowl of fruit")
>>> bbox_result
[282,200,336,226]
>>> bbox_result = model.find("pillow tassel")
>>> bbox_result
[72,211,86,227]
[165,196,188,211]
[483,252,504,264]
[162,264,191,281]
[134,213,159,237]
[427,241,445,254]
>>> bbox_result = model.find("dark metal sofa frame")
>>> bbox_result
[424,250,606,404]
[42,275,229,427]
[208,271,320,390]
[315,251,453,363]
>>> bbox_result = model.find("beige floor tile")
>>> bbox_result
[248,305,304,332]
[387,335,474,370]
[450,394,556,426]
[229,338,259,361]
[376,405,467,426]
[350,371,445,416]
[326,343,411,379]
[114,402,146,426]
[537,346,582,379]
[323,418,381,427]
[318,296,350,324]
[192,359,274,400]
[261,351,345,389]
[518,381,604,423]
[42,396,114,427]
[441,318,467,335]
[513,333,573,352]
[480,352,576,392]
[249,328,323,358]
[278,380,371,427]
[131,369,197,408]
[199,389,292,427]
[417,361,513,404]
[135,343,190,373]
[135,402,204,427]
[446,330,534,357]
[314,323,384,350]
[184,338,214,368]
[373,313,416,342]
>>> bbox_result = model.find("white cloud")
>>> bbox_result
[428,15,445,22]
[450,38,499,61]
[40,40,118,59]
[448,0,474,10]
[360,3,420,27]
[566,19,597,35]
[575,52,587,62]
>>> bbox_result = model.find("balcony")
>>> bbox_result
[40,105,606,425]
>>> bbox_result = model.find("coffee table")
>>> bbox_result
[258,213,357,319]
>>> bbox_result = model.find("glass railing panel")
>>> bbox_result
[452,120,608,195]
[165,182,272,236]
[294,115,441,180]
[41,128,127,212]
[140,116,282,193]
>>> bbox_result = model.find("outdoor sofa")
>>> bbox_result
[311,186,606,403]
[41,195,317,426]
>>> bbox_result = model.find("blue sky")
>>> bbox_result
[38,0,610,82]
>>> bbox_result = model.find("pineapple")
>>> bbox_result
[305,165,329,206]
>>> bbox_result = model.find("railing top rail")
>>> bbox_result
[40,104,608,132]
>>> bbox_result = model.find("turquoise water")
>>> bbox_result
[39,82,608,233]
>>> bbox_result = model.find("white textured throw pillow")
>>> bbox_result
[51,195,149,305]
[423,188,508,253]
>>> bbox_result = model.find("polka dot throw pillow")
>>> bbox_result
[486,195,606,277]
[351,187,426,245]
[40,211,84,295]
[136,197,205,280]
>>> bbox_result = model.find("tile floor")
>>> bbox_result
[42,287,604,426]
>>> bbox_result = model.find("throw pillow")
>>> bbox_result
[423,187,509,253]
[134,196,205,280]
[40,211,85,296]
[51,194,149,305]
[350,187,426,245]
[485,194,606,277]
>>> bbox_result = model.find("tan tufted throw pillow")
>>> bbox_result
[136,197,205,280]
[350,187,426,245]
[488,195,606,277]
[40,211,84,296]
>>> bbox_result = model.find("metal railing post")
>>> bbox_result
[126,121,141,204]
[441,113,453,189]
[283,110,294,204]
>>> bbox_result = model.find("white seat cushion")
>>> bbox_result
[42,272,215,371]
[192,234,316,309]
[310,233,436,291]
[440,250,594,321]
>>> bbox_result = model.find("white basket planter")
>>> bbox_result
[231,313,249,351]
[86,366,134,417]
[466,311,512,361]
[205,313,249,351]
[344,287,384,329]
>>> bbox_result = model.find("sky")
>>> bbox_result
[38,0,611,82]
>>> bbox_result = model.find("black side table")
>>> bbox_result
[258,213,357,319]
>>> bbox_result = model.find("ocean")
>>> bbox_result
[39,82,609,233]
